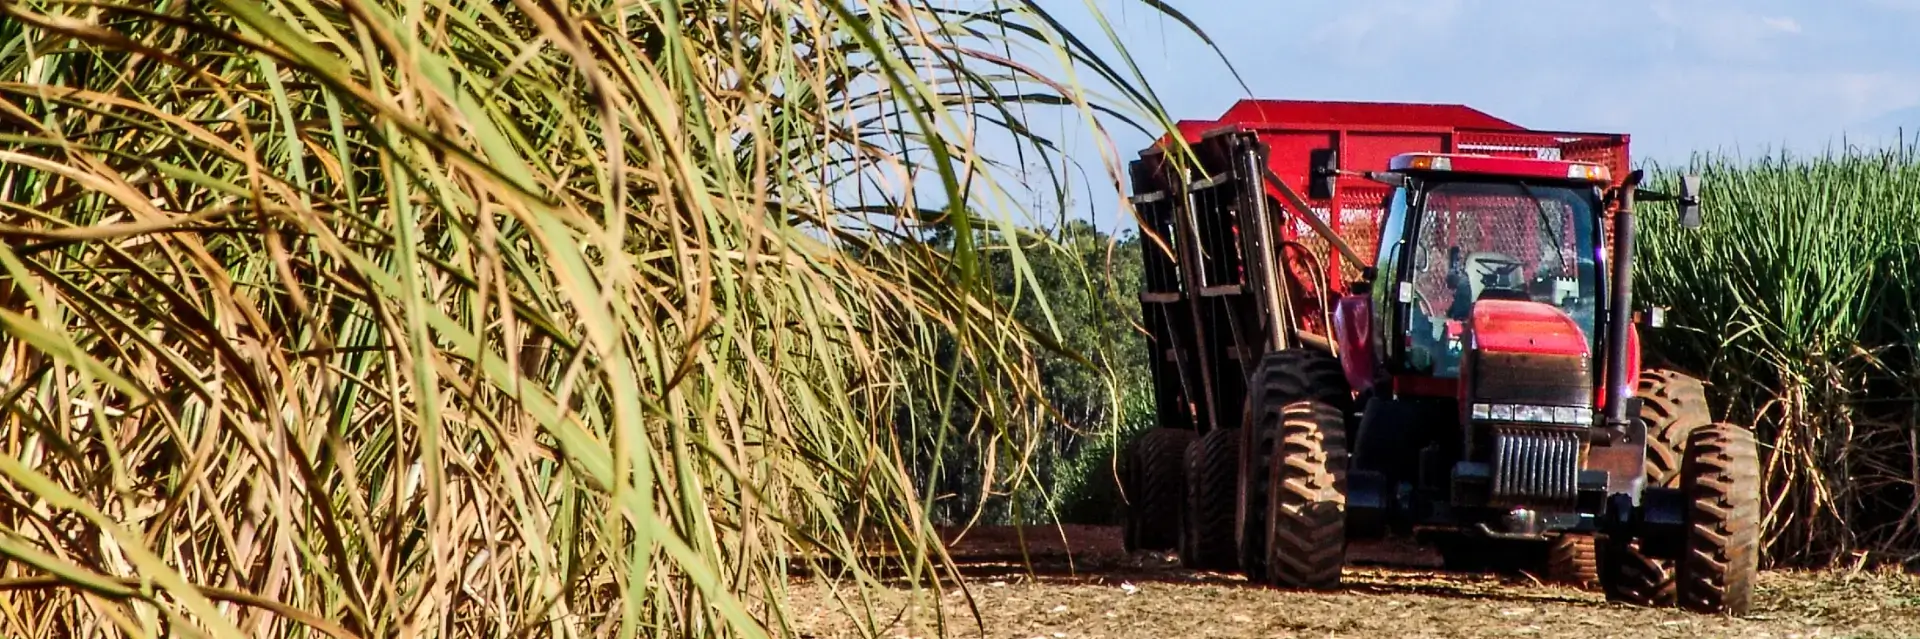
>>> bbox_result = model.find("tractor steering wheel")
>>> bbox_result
[1466,252,1524,290]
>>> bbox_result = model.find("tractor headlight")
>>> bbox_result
[1551,406,1585,425]
[1471,403,1592,426]
[1514,404,1552,423]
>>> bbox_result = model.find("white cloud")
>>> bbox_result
[1649,2,1805,62]
[1305,1,1463,67]
[1832,72,1920,113]
[1574,67,1920,161]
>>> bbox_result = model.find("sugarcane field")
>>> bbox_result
[1,1,1918,638]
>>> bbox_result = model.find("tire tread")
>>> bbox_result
[1182,428,1240,570]
[1128,428,1196,551]
[1547,533,1600,588]
[1676,423,1762,615]
[1264,400,1348,589]
[1601,369,1709,607]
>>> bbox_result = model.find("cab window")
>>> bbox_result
[1370,187,1411,358]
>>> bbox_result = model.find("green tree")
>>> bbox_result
[887,217,1154,526]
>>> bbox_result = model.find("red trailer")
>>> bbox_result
[1119,100,1761,616]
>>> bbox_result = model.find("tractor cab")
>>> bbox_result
[1367,153,1611,390]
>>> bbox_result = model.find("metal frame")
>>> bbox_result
[1130,123,1650,537]
[1130,131,1294,436]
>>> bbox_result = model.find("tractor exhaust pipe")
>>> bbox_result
[1603,170,1645,433]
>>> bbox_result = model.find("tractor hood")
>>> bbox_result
[1457,298,1597,415]
[1467,299,1591,357]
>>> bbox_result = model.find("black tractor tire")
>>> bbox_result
[1238,349,1352,581]
[1180,427,1240,571]
[1600,368,1712,607]
[1123,428,1197,553]
[1546,533,1600,588]
[1253,349,1356,413]
[1264,399,1349,590]
[1675,423,1763,616]
[1639,369,1713,486]
[1600,534,1678,607]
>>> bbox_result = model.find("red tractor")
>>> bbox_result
[1119,100,1760,614]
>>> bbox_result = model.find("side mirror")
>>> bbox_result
[1678,174,1703,229]
[1309,148,1339,199]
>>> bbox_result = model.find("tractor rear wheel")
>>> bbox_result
[1237,349,1352,581]
[1181,427,1240,570]
[1600,368,1711,607]
[1600,535,1677,606]
[1264,400,1349,590]
[1675,423,1762,616]
[1123,427,1196,553]
[1640,370,1713,485]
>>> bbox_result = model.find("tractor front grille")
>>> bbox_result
[1488,426,1581,511]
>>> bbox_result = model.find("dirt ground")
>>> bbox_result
[785,525,1920,639]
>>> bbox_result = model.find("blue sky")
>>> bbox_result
[1008,0,1920,232]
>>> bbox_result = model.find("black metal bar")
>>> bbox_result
[1240,138,1291,354]
[1257,163,1371,272]
[1132,158,1198,433]
[1176,161,1222,434]
[1603,172,1644,432]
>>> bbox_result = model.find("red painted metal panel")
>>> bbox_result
[1347,132,1450,176]
[1394,374,1458,399]
[1593,323,1642,412]
[1468,300,1592,356]
[1333,294,1376,392]
[1221,99,1523,130]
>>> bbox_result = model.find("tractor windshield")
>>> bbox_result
[1402,178,1602,377]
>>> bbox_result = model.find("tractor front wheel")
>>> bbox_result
[1600,534,1677,607]
[1675,423,1763,615]
[1238,348,1351,581]
[1600,368,1712,607]
[1263,399,1349,590]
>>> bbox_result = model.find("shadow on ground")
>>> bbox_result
[800,523,1603,607]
